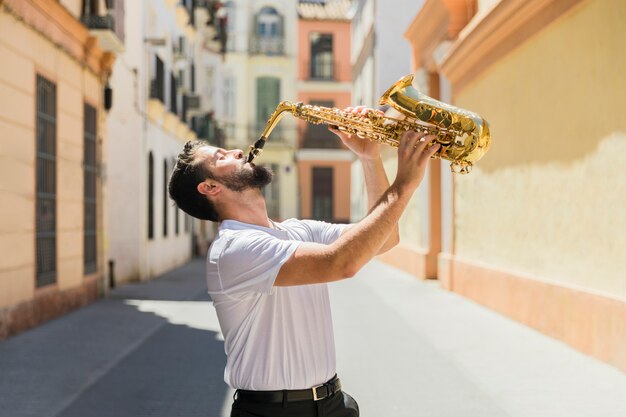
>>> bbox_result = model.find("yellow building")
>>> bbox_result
[0,0,118,338]
[379,0,626,372]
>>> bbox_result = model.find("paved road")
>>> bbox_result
[1,258,625,417]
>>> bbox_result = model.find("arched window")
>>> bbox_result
[163,159,168,237]
[253,7,284,55]
[148,152,154,240]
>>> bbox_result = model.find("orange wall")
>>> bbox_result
[298,160,352,222]
[298,20,352,82]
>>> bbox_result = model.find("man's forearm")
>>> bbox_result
[361,156,400,250]
[330,183,411,277]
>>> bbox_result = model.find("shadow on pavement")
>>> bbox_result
[55,304,229,417]
[0,259,231,417]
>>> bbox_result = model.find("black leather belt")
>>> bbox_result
[235,376,342,403]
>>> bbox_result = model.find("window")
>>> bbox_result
[253,7,284,55]
[170,72,177,114]
[312,167,333,222]
[148,152,154,239]
[83,103,97,274]
[303,100,341,148]
[163,159,168,237]
[36,75,57,287]
[150,55,165,102]
[310,33,334,80]
[262,163,280,219]
[256,77,280,131]
[173,158,179,235]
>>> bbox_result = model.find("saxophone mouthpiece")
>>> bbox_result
[247,137,267,163]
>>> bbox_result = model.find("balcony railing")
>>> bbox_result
[81,14,114,30]
[80,0,125,52]
[249,36,285,56]
[308,60,336,81]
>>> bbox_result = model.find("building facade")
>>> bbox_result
[348,0,426,232]
[221,0,299,221]
[296,0,353,223]
[106,0,225,286]
[398,0,626,372]
[0,0,118,337]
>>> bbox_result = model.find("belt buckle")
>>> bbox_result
[311,383,325,401]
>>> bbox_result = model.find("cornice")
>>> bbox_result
[440,0,584,93]
[3,0,114,77]
[404,0,477,71]
[404,0,449,71]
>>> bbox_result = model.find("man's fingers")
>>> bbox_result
[424,143,441,159]
[412,134,436,155]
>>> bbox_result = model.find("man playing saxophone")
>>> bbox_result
[168,106,440,417]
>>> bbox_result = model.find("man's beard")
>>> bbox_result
[216,163,273,192]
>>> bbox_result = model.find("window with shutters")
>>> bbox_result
[312,167,334,222]
[148,152,154,240]
[36,75,57,287]
[256,77,280,133]
[84,103,97,274]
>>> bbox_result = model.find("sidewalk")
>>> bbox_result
[1,258,625,417]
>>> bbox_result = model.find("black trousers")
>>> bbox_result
[230,390,359,417]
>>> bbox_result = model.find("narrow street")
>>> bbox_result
[1,259,625,417]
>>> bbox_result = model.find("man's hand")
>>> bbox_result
[393,131,441,193]
[329,105,383,161]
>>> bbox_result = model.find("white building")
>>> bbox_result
[106,0,223,285]
[349,0,426,223]
[221,0,299,220]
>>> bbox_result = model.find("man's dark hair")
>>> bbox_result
[168,140,219,222]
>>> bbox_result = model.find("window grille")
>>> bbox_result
[173,157,179,235]
[148,152,154,239]
[163,159,168,237]
[36,75,57,287]
[83,103,98,274]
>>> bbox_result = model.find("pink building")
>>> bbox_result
[296,0,353,223]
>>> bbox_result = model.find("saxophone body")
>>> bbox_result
[247,74,491,174]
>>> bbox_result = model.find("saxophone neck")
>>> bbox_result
[259,101,297,139]
[247,101,297,163]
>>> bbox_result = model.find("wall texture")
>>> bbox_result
[454,0,626,299]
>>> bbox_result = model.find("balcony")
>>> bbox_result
[308,60,336,81]
[249,36,285,56]
[182,93,201,122]
[81,4,125,54]
[302,123,342,149]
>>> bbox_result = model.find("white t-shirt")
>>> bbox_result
[206,218,348,391]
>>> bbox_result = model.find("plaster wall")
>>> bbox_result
[298,20,351,82]
[0,9,101,307]
[453,0,626,299]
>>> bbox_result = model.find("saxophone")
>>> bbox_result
[246,74,491,174]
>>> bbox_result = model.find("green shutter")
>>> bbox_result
[256,77,280,126]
